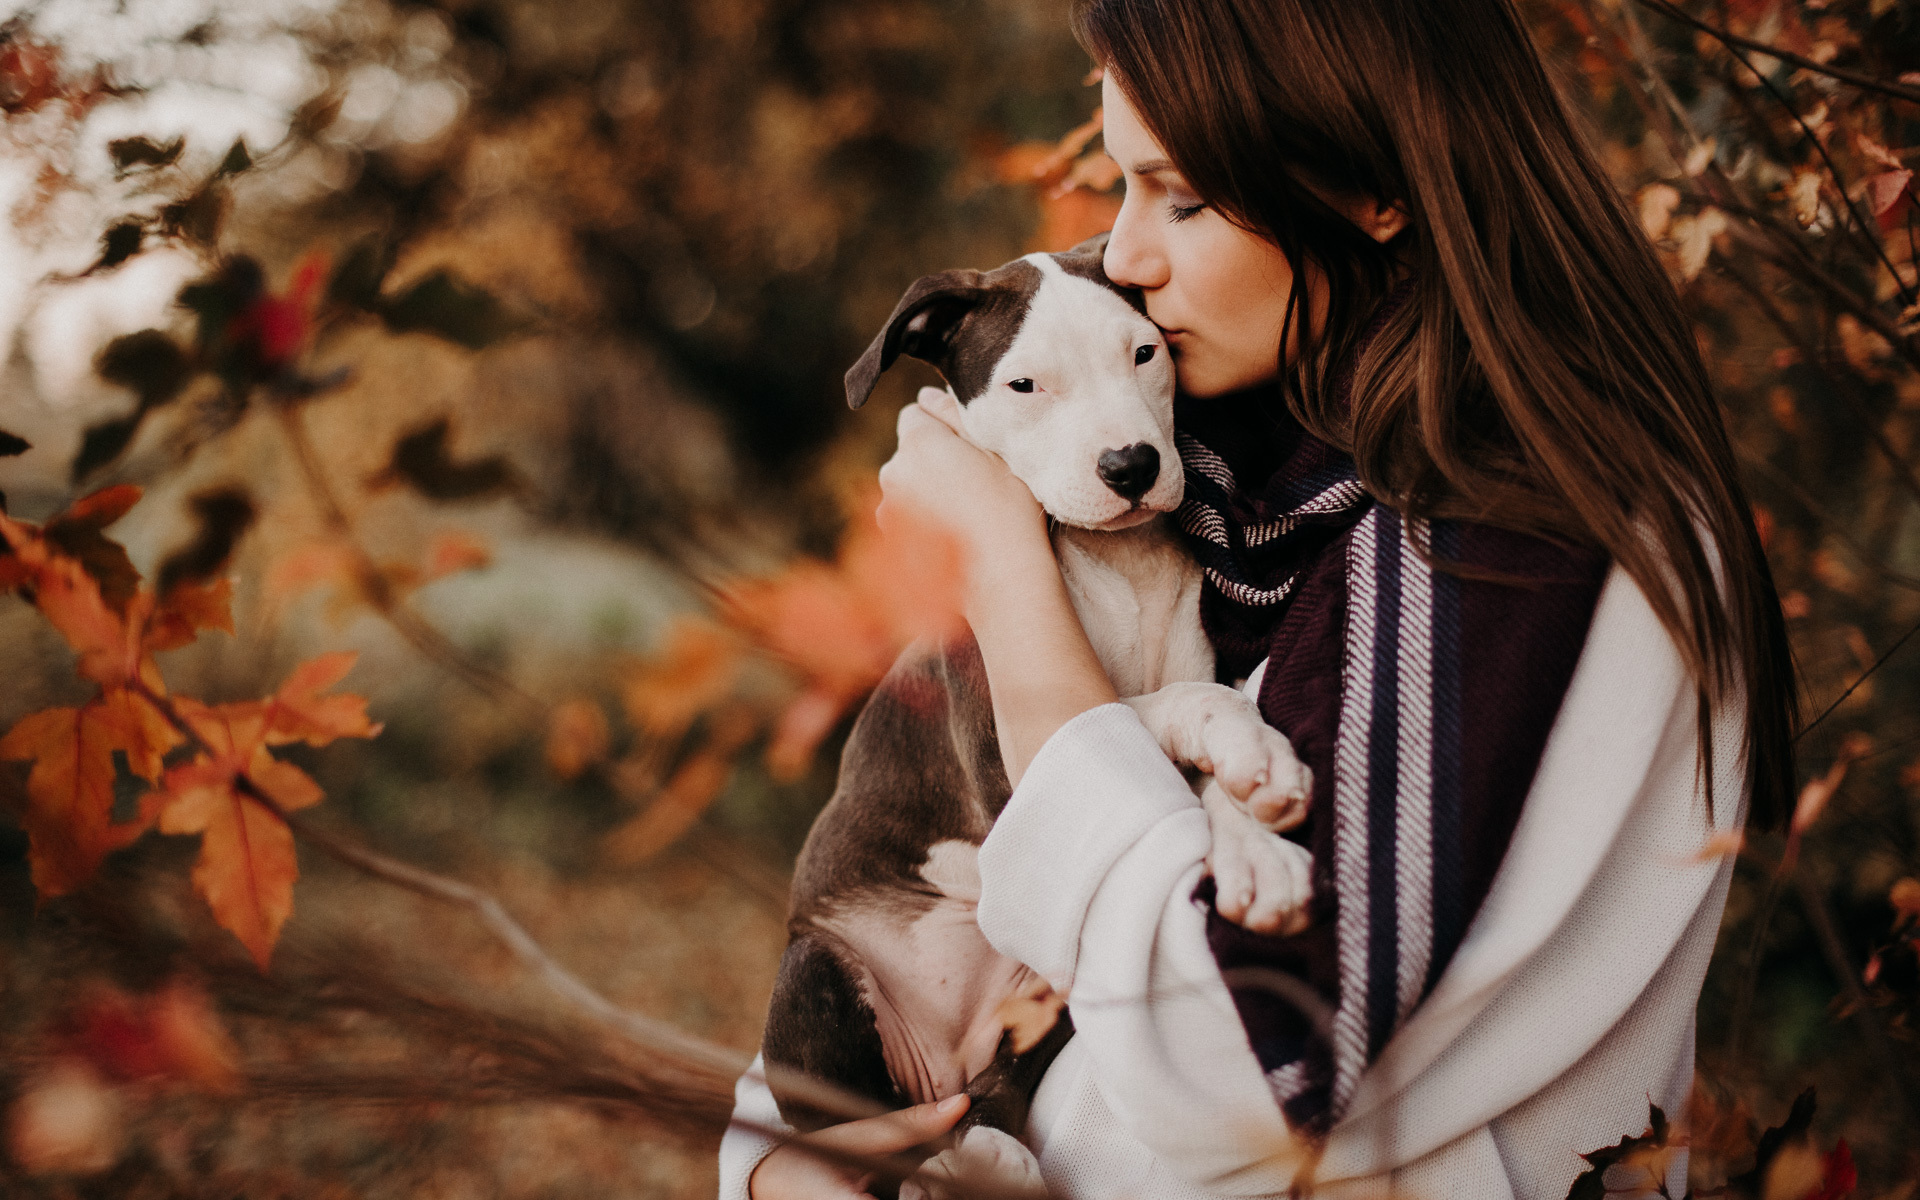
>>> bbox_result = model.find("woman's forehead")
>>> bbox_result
[1100,76,1170,174]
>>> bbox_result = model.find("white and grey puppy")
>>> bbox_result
[760,236,1312,1196]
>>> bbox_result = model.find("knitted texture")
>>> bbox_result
[1174,400,1607,1132]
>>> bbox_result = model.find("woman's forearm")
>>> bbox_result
[965,527,1118,786]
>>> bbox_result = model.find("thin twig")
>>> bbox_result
[1792,871,1920,1123]
[272,403,538,709]
[1629,0,1920,107]
[1715,254,1920,510]
[121,674,887,1130]
[1797,611,1920,742]
[1675,5,1915,307]
[1736,449,1920,592]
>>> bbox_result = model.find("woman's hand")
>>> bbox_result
[747,1095,969,1199]
[877,387,1118,784]
[877,388,1048,582]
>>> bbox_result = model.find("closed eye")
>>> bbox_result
[1007,378,1035,393]
[1135,344,1158,365]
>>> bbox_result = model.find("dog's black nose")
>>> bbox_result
[1097,443,1160,501]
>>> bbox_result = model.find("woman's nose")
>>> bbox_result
[1103,194,1169,292]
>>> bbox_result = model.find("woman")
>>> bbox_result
[725,0,1795,1195]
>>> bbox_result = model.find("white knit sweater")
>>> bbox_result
[719,564,1743,1199]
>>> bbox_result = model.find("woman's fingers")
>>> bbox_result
[813,1093,970,1157]
[915,385,964,430]
[747,1096,970,1200]
[878,397,1043,556]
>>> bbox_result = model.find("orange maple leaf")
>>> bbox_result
[0,690,179,897]
[265,531,490,626]
[620,617,745,740]
[152,657,379,968]
[726,496,966,696]
[261,652,382,746]
[0,511,138,687]
[144,578,235,653]
[723,494,967,776]
[158,700,325,970]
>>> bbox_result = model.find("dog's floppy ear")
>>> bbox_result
[844,269,989,410]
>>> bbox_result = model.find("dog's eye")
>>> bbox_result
[1007,378,1035,393]
[1135,344,1158,365]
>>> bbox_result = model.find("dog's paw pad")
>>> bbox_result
[1204,790,1314,934]
[1205,717,1313,831]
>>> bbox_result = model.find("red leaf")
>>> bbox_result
[1809,1139,1857,1200]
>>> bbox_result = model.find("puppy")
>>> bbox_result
[760,237,1314,1195]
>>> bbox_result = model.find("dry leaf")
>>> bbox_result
[1790,169,1824,227]
[6,1060,124,1177]
[419,529,492,583]
[0,693,177,897]
[620,617,744,740]
[1792,736,1871,835]
[1672,208,1728,281]
[546,698,611,780]
[1762,1142,1825,1200]
[724,493,967,706]
[1683,138,1717,177]
[1863,169,1912,218]
[1639,183,1682,240]
[261,652,382,746]
[1890,877,1920,920]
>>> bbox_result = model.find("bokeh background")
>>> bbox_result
[0,0,1916,1196]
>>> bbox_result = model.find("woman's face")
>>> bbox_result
[1100,74,1298,399]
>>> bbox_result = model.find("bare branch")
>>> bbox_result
[1629,0,1920,107]
[272,404,539,709]
[1792,872,1920,1123]
[121,674,887,1130]
[1736,450,1920,592]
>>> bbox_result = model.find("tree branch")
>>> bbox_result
[1714,253,1920,511]
[121,675,886,1132]
[1792,871,1920,1123]
[1629,0,1920,106]
[272,404,538,709]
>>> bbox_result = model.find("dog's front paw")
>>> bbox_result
[1202,781,1313,934]
[1198,700,1312,831]
[900,1126,1044,1200]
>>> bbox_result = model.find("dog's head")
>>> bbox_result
[846,234,1180,530]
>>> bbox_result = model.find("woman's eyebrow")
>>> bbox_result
[1128,157,1175,176]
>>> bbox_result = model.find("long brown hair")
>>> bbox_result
[1074,0,1797,824]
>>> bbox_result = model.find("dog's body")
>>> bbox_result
[762,240,1314,1192]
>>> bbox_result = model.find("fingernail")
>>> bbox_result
[937,1094,968,1115]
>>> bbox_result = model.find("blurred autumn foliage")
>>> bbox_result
[2,0,1920,1196]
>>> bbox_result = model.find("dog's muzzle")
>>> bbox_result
[1096,443,1161,502]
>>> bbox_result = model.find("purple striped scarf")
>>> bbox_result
[1175,399,1605,1134]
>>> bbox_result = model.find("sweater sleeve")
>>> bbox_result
[974,565,1741,1198]
[975,702,1307,1195]
[716,1056,786,1200]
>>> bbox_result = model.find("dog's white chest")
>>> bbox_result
[1054,520,1214,698]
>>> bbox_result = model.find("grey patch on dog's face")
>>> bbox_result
[1052,232,1148,317]
[939,258,1043,401]
[843,259,1044,408]
[953,254,1181,530]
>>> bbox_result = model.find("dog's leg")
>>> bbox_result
[1201,779,1315,934]
[1123,682,1312,829]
